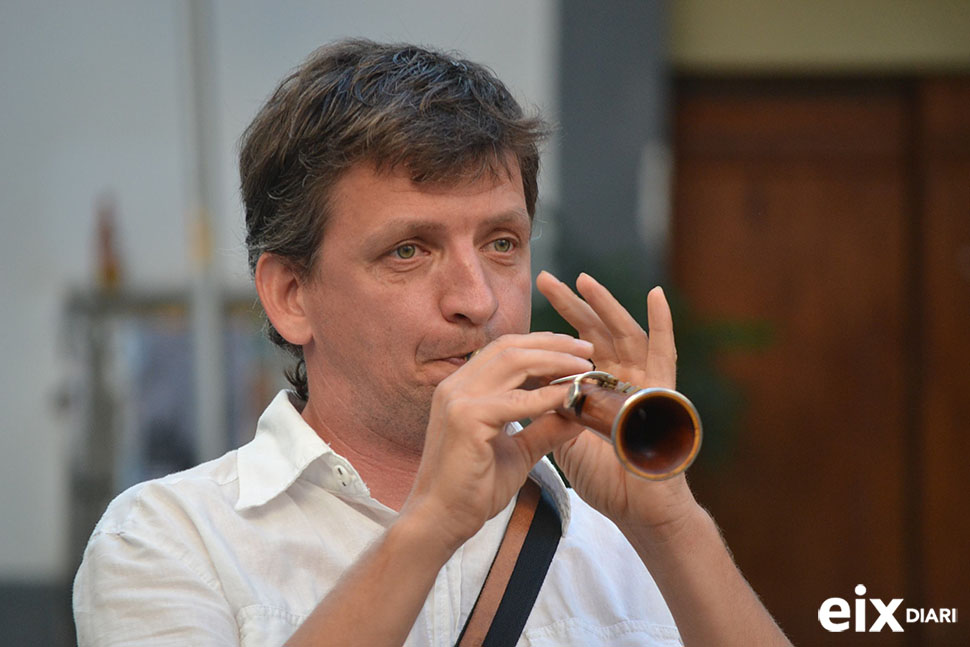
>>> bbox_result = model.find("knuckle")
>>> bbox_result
[433,379,455,401]
[442,397,470,422]
[493,333,524,349]
[624,328,649,343]
[496,346,527,364]
[505,388,530,408]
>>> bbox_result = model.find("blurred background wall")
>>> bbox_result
[0,2,558,643]
[1,1,968,645]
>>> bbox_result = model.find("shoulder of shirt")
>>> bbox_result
[91,450,240,537]
[561,488,623,540]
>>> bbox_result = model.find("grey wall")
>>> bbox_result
[557,0,669,288]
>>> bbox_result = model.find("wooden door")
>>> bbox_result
[672,78,969,646]
[918,78,970,646]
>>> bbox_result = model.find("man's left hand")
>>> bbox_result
[535,271,698,535]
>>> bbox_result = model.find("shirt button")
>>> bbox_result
[334,464,351,487]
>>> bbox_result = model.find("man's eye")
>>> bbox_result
[393,244,417,259]
[492,238,514,253]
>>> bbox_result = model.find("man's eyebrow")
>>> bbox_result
[480,210,532,231]
[360,220,446,251]
[362,211,531,249]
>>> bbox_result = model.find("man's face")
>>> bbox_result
[299,160,533,443]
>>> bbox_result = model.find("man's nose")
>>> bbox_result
[438,250,499,326]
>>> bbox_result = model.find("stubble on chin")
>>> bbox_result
[359,383,435,454]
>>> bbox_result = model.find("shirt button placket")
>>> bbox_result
[334,464,350,488]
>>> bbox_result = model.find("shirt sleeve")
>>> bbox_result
[73,510,239,646]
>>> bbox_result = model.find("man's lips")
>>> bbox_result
[424,344,485,366]
[439,351,477,367]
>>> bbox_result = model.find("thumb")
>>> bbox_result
[512,412,585,466]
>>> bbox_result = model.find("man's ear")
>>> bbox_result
[254,253,313,346]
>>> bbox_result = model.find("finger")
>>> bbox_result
[511,411,585,467]
[535,271,618,363]
[471,347,594,394]
[644,286,677,388]
[477,383,574,428]
[467,332,592,365]
[575,273,650,368]
[456,332,588,383]
[551,428,605,477]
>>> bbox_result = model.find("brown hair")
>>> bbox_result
[240,39,550,399]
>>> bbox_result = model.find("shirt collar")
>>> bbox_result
[235,390,334,511]
[236,391,573,531]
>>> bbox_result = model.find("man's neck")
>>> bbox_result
[300,394,425,511]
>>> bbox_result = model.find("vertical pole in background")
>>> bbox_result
[184,0,227,462]
[558,0,670,289]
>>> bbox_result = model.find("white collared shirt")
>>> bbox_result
[74,390,682,646]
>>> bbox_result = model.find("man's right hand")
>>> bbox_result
[400,332,593,554]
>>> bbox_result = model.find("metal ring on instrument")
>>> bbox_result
[551,371,612,410]
[550,370,637,409]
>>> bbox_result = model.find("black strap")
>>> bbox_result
[456,483,562,646]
